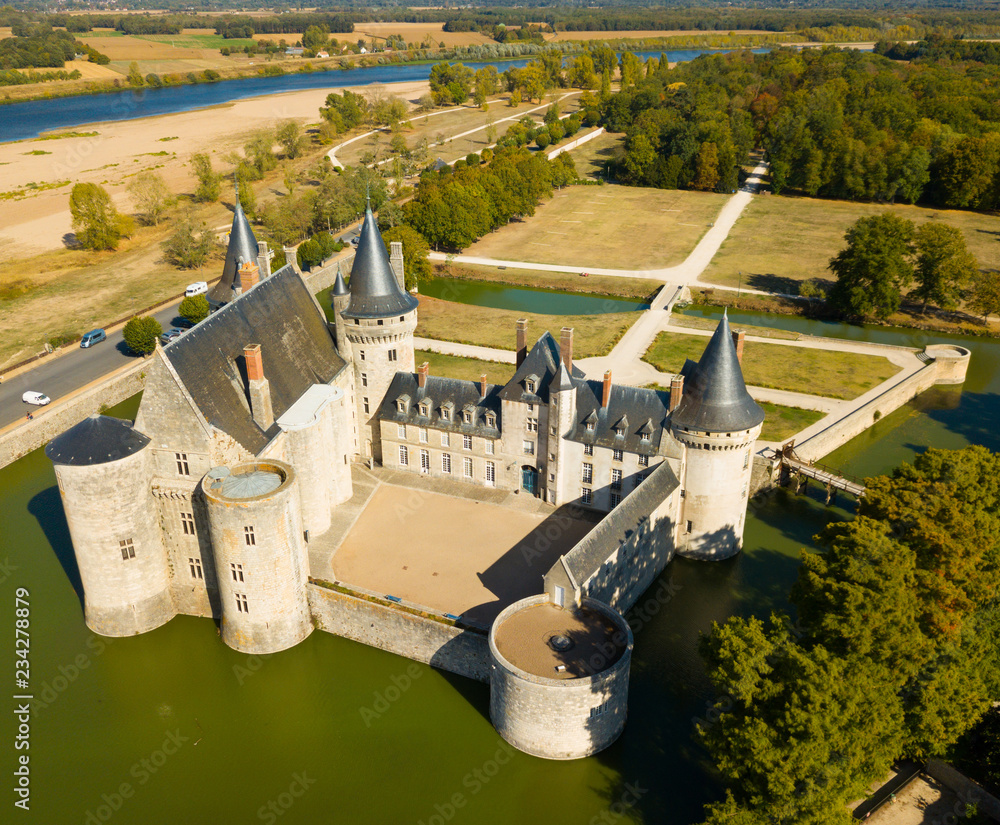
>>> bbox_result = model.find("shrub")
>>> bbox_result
[535,131,551,150]
[48,331,80,348]
[178,295,210,325]
[481,148,493,163]
[122,316,163,355]
[453,159,467,170]
[466,152,480,166]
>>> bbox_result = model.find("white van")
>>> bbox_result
[185,281,208,297]
[22,391,51,406]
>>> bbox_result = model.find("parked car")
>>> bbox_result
[185,281,208,297]
[160,327,184,345]
[80,329,106,348]
[22,391,50,406]
[349,235,360,247]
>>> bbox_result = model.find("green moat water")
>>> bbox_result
[2,306,997,824]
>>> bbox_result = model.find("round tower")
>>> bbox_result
[341,207,418,463]
[201,460,312,654]
[488,595,633,760]
[46,415,175,636]
[330,264,352,358]
[670,312,765,561]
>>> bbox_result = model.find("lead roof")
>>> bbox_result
[210,199,259,303]
[342,208,419,319]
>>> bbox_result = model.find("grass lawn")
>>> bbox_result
[465,184,728,270]
[642,331,901,400]
[757,401,825,442]
[703,195,1000,295]
[431,262,663,301]
[670,312,800,340]
[416,294,637,357]
[566,131,623,181]
[414,349,516,385]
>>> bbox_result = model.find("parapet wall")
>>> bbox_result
[306,581,490,682]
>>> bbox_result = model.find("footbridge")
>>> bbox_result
[777,443,865,502]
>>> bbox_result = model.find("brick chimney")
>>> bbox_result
[669,374,685,412]
[516,319,528,367]
[240,259,261,291]
[417,361,429,388]
[480,373,488,398]
[560,327,574,373]
[244,344,273,430]
[602,370,612,408]
[732,329,745,364]
[389,241,405,291]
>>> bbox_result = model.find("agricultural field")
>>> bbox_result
[702,194,1000,295]
[353,21,494,48]
[465,185,728,270]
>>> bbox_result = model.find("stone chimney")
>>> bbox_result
[480,373,488,398]
[284,245,299,274]
[256,240,272,279]
[669,374,685,412]
[560,327,574,373]
[244,344,274,430]
[240,259,261,291]
[732,329,745,364]
[516,319,528,367]
[417,362,429,388]
[602,370,612,408]
[389,241,405,291]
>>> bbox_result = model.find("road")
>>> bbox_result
[0,301,184,429]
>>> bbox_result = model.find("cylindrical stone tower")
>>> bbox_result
[489,594,633,760]
[201,460,312,654]
[46,415,175,636]
[670,312,765,560]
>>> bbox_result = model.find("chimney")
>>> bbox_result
[732,329,745,364]
[669,374,684,412]
[239,259,260,290]
[516,319,528,367]
[256,240,272,279]
[417,361,429,388]
[244,344,274,430]
[284,245,299,273]
[389,241,405,291]
[560,327,574,373]
[602,370,612,408]
[480,373,487,398]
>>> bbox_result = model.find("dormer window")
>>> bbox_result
[525,380,536,393]
[586,422,595,432]
[463,410,472,424]
[485,412,496,428]
[419,403,429,417]
[396,394,410,414]
[441,401,453,421]
[615,426,626,437]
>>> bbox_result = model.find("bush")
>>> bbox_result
[799,279,828,299]
[535,131,551,150]
[466,152,480,166]
[296,233,343,270]
[453,159,467,170]
[48,331,80,348]
[481,148,493,163]
[122,316,162,355]
[163,219,214,269]
[178,295,210,326]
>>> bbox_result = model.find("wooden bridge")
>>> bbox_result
[777,443,866,503]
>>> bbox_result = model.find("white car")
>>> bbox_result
[22,391,51,406]
[185,281,208,297]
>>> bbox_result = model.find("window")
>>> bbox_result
[686,520,693,533]
[486,461,495,486]
[359,350,365,361]
[361,373,368,388]
[612,449,623,462]
[744,448,750,470]
[398,423,407,439]
[377,319,384,326]
[462,410,472,424]
[464,457,474,479]
[584,443,593,456]
[485,413,496,428]
[582,463,593,484]
[527,418,538,432]
[244,526,256,546]
[188,558,203,580]
[523,440,534,455]
[590,699,612,718]
[485,440,495,455]
[615,426,626,437]
[398,445,409,466]
[388,349,398,362]
[635,472,648,486]
[235,594,249,614]
[419,428,428,443]
[231,563,244,582]
[180,512,195,536]
[611,469,622,490]
[419,403,429,417]
[585,422,595,432]
[420,449,430,473]
[441,432,450,447]
[527,403,535,412]
[525,380,536,393]
[363,397,370,414]
[441,408,451,422]
[442,453,452,474]
[463,434,472,450]
[581,488,593,505]
[119,538,135,560]
[610,492,622,508]
[638,454,649,467]
[175,453,189,476]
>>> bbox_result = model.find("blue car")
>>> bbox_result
[80,329,106,348]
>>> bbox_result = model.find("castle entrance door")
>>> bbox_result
[521,466,538,496]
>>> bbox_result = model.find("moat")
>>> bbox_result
[1,306,996,824]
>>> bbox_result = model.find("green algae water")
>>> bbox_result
[2,306,997,824]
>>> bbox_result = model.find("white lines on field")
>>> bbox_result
[662,209,680,212]
[546,231,569,235]
[530,242,551,247]
[678,223,704,227]
[560,220,582,223]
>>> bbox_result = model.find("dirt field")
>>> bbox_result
[333,484,594,624]
[353,21,494,47]
[567,130,623,180]
[703,194,1000,295]
[466,185,729,269]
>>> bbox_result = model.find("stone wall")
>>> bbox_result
[306,582,491,682]
[546,127,606,161]
[925,760,1000,822]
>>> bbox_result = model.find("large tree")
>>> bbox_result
[191,153,220,203]
[163,218,214,269]
[382,225,430,291]
[912,222,978,312]
[122,316,162,355]
[127,171,171,226]
[69,182,126,251]
[828,213,914,320]
[969,270,1000,322]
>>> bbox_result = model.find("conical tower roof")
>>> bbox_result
[671,311,764,433]
[342,208,418,319]
[45,414,150,466]
[332,263,349,296]
[209,198,258,303]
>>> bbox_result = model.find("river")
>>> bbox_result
[1,302,991,824]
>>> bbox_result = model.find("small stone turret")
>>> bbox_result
[330,264,351,357]
[210,193,259,304]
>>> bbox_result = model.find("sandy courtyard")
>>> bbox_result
[333,484,594,625]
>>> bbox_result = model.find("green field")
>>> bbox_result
[432,263,662,301]
[757,401,825,442]
[137,33,259,50]
[414,349,516,385]
[643,331,901,400]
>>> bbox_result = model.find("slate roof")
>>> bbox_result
[380,373,501,437]
[46,415,150,466]
[331,264,349,296]
[209,199,258,303]
[566,380,671,456]
[499,332,586,404]
[342,208,419,319]
[164,265,346,454]
[671,312,765,433]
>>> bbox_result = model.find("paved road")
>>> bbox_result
[0,301,184,429]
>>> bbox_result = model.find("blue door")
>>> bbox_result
[521,466,538,495]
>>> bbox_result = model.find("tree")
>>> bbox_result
[276,121,304,159]
[244,129,276,178]
[692,142,720,192]
[163,218,214,269]
[302,24,328,54]
[127,171,170,226]
[69,183,123,251]
[828,214,914,321]
[191,153,220,203]
[122,316,162,355]
[912,222,978,312]
[969,270,1000,322]
[178,295,210,326]
[126,61,143,87]
[382,225,430,290]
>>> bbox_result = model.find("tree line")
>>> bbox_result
[0,26,108,69]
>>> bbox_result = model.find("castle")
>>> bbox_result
[46,200,764,760]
